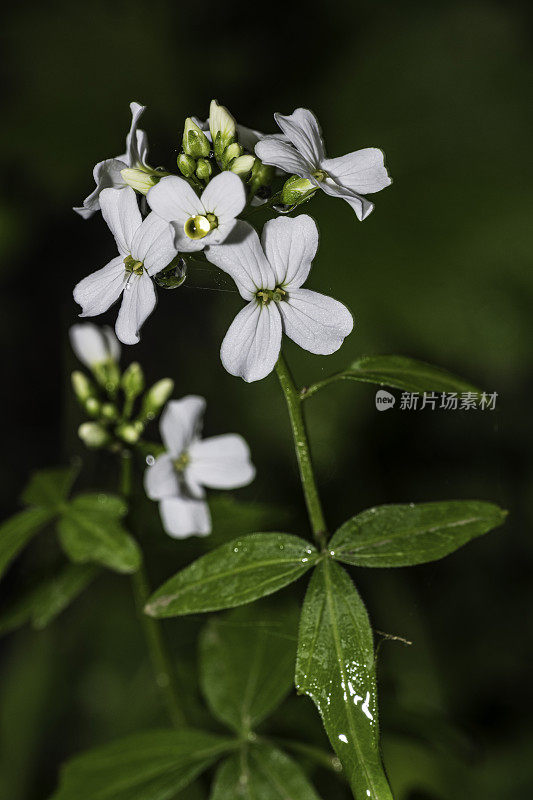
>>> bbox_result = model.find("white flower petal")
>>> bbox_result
[115,272,156,345]
[322,148,391,194]
[319,180,374,221]
[188,434,255,489]
[206,221,275,300]
[147,175,204,225]
[159,497,211,538]
[204,218,238,247]
[273,108,325,166]
[74,256,126,317]
[69,323,115,366]
[200,171,246,224]
[102,326,121,361]
[160,396,206,456]
[100,187,142,255]
[280,289,353,355]
[73,158,128,218]
[126,102,148,167]
[254,137,312,175]
[221,301,282,382]
[261,214,318,289]
[130,213,177,276]
[144,454,180,500]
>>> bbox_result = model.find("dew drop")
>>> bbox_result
[146,454,155,466]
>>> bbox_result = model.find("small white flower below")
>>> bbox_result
[69,323,120,367]
[144,396,255,538]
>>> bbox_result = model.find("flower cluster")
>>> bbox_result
[74,99,391,381]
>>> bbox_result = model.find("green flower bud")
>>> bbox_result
[85,397,101,417]
[177,153,197,178]
[120,168,159,195]
[196,158,212,181]
[182,117,210,158]
[92,360,121,396]
[121,362,144,400]
[116,422,141,444]
[230,154,256,177]
[71,371,95,403]
[101,402,118,421]
[280,175,316,205]
[222,142,243,167]
[78,422,110,449]
[249,160,275,195]
[210,99,236,157]
[140,378,174,421]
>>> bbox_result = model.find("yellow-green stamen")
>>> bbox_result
[124,255,144,275]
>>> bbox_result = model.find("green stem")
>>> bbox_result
[119,451,185,727]
[275,353,327,548]
[300,374,341,400]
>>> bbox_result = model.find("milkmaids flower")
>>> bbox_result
[73,187,177,345]
[205,215,353,382]
[147,171,246,252]
[74,102,149,219]
[69,323,120,368]
[255,108,391,221]
[144,396,255,538]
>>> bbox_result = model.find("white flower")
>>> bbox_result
[147,171,246,252]
[69,323,120,367]
[205,216,354,382]
[255,108,391,221]
[73,187,177,345]
[74,102,149,219]
[144,396,255,538]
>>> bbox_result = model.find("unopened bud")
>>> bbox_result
[249,160,274,195]
[85,397,101,417]
[140,378,174,421]
[78,422,110,449]
[177,153,197,178]
[182,118,210,158]
[71,371,95,403]
[196,158,212,181]
[121,168,159,195]
[230,154,256,177]
[101,402,118,421]
[116,422,142,444]
[222,142,242,168]
[121,362,144,400]
[280,175,316,205]
[210,99,236,157]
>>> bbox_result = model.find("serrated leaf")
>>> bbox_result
[146,534,317,618]
[0,507,56,580]
[330,501,507,568]
[200,601,298,734]
[50,729,233,800]
[210,744,322,800]
[0,563,98,635]
[296,559,393,800]
[58,494,141,574]
[21,467,77,509]
[309,354,481,396]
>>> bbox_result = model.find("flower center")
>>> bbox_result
[184,213,218,240]
[256,287,286,305]
[173,451,190,472]
[123,255,144,275]
[311,169,328,182]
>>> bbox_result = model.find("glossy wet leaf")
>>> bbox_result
[146,534,317,618]
[309,354,481,396]
[200,601,298,733]
[330,501,507,567]
[21,466,77,509]
[58,494,140,573]
[0,507,56,580]
[210,744,322,800]
[0,563,98,635]
[296,559,393,800]
[50,728,233,800]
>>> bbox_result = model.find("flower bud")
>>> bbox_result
[116,422,142,444]
[78,422,110,449]
[280,175,316,205]
[101,402,118,421]
[209,99,236,157]
[121,168,159,195]
[230,154,256,177]
[248,160,275,195]
[71,371,95,403]
[196,158,212,181]
[223,142,243,167]
[182,117,210,158]
[140,378,174,421]
[121,362,144,400]
[85,397,101,417]
[177,153,197,178]
[70,324,120,368]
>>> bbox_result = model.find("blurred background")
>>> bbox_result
[1,0,532,797]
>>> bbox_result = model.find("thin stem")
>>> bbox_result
[275,353,327,548]
[119,451,185,727]
[300,374,342,400]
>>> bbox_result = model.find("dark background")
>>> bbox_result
[1,1,532,798]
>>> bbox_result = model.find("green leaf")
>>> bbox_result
[21,466,77,509]
[58,493,141,574]
[0,563,98,635]
[330,501,507,568]
[211,744,322,800]
[306,354,481,396]
[0,507,56,580]
[296,559,393,800]
[146,534,317,618]
[50,729,233,800]
[199,601,298,734]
